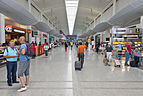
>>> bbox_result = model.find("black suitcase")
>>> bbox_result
[75,61,82,70]
[130,61,137,67]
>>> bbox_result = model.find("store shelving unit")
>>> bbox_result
[0,48,7,67]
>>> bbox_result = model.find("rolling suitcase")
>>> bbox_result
[130,60,137,67]
[75,61,82,70]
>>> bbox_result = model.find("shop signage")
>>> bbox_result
[13,29,25,33]
[113,28,127,34]
[43,34,47,37]
[33,31,38,36]
[5,25,12,32]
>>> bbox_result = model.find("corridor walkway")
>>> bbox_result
[0,46,143,96]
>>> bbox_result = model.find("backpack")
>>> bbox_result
[25,43,34,57]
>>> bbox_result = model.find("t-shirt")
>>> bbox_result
[3,47,17,62]
[19,43,29,62]
[134,50,140,56]
[92,41,95,45]
[44,45,49,50]
[70,42,73,46]
[116,44,122,49]
[127,44,131,53]
[106,46,113,52]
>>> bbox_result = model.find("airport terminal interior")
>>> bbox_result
[0,0,143,96]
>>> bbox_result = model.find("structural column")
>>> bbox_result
[0,13,5,44]
[28,0,32,43]
[140,16,143,44]
[111,0,116,44]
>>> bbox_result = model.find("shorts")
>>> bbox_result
[106,52,112,60]
[18,60,30,78]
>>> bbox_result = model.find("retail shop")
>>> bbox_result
[112,27,142,57]
[4,16,30,44]
[5,25,26,44]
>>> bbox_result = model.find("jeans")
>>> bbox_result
[134,56,139,67]
[125,52,129,65]
[78,53,84,68]
[44,50,48,56]
[6,62,17,84]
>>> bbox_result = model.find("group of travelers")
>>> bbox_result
[103,42,142,67]
[3,37,142,92]
[64,41,74,52]
[3,36,58,92]
[4,36,30,92]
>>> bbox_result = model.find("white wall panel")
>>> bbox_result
[116,0,135,13]
[15,0,29,10]
[102,6,113,22]
[31,5,40,21]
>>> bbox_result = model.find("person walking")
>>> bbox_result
[70,41,73,50]
[65,42,68,52]
[85,41,88,50]
[17,36,30,92]
[31,42,36,59]
[3,41,19,86]
[105,43,113,66]
[77,42,87,69]
[44,43,49,57]
[125,48,129,66]
[95,43,100,54]
[127,42,132,57]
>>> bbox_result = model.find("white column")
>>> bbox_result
[41,32,44,44]
[111,0,116,44]
[0,14,5,44]
[113,0,116,16]
[141,16,143,44]
[28,0,32,43]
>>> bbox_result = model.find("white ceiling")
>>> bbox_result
[73,0,112,35]
[32,0,112,35]
[32,0,69,35]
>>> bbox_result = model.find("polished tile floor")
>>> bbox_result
[0,46,143,96]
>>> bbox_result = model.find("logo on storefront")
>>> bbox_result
[5,25,12,32]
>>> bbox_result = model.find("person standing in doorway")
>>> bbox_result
[17,36,30,92]
[4,41,19,86]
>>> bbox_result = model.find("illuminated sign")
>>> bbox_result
[13,29,25,33]
[5,25,12,32]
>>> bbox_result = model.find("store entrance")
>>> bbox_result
[5,32,25,45]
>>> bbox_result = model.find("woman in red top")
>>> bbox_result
[31,42,36,59]
[127,42,132,54]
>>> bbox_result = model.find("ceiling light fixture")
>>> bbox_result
[65,0,79,35]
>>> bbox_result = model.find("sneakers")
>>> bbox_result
[25,84,29,88]
[17,86,27,92]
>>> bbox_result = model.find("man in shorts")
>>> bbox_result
[17,36,30,92]
[105,43,113,65]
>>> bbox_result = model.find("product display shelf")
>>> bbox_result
[0,48,7,67]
